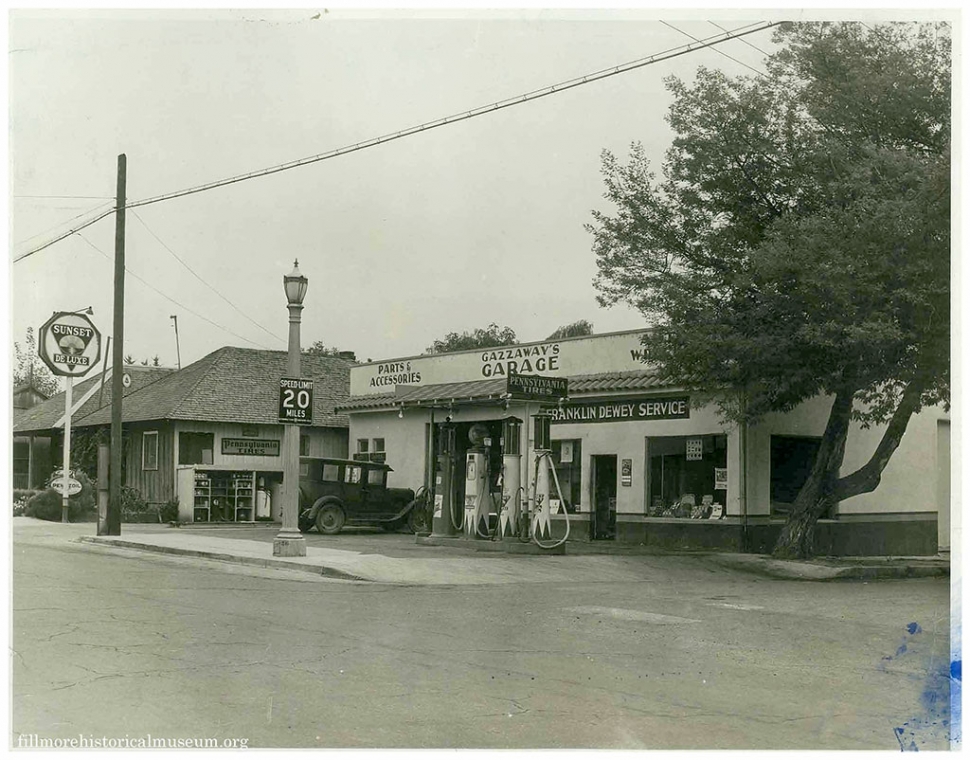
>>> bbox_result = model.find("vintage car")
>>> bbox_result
[298,457,427,535]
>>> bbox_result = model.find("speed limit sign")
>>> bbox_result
[278,377,313,425]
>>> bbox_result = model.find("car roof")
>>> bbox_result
[299,456,394,472]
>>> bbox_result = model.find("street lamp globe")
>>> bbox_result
[283,259,308,306]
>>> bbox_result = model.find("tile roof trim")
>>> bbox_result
[337,369,679,412]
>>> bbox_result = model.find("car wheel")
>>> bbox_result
[315,503,345,535]
[406,505,429,534]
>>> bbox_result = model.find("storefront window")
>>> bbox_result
[770,435,822,515]
[179,432,213,465]
[647,434,727,518]
[551,439,582,513]
[300,433,309,457]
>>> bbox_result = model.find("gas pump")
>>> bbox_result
[464,425,491,538]
[531,411,553,541]
[499,416,523,540]
[430,417,459,538]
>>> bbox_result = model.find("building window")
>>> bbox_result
[179,432,213,465]
[142,431,159,471]
[647,434,727,518]
[357,439,369,454]
[770,435,822,515]
[551,439,582,513]
[371,438,386,463]
[300,433,310,457]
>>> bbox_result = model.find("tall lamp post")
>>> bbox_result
[274,260,309,558]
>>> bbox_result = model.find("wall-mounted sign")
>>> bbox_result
[241,425,260,437]
[221,438,281,457]
[278,377,313,425]
[38,311,102,377]
[506,372,569,402]
[714,468,728,490]
[621,458,632,487]
[686,438,704,461]
[549,396,690,424]
[560,441,574,464]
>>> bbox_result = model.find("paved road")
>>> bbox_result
[12,520,952,750]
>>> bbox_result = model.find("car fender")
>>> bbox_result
[310,496,345,520]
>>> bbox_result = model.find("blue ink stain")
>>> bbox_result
[951,660,961,681]
[907,622,922,635]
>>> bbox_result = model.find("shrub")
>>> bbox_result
[24,471,96,522]
[120,486,148,522]
[159,499,180,523]
[14,489,42,516]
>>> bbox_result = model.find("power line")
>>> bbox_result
[662,21,770,78]
[708,20,772,57]
[125,22,777,212]
[12,202,116,260]
[13,20,778,262]
[76,233,277,350]
[131,209,285,344]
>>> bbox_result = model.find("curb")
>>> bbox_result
[706,554,950,582]
[76,536,369,582]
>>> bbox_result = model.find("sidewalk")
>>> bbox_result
[74,521,950,585]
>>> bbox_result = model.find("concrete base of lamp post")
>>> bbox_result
[273,530,307,557]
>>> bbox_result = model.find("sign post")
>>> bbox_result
[38,311,101,523]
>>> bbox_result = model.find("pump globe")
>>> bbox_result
[283,259,309,306]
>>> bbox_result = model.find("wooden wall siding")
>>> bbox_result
[125,421,176,504]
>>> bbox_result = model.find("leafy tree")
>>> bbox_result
[588,22,950,558]
[304,341,342,356]
[124,354,135,365]
[13,327,60,396]
[426,323,517,354]
[547,320,594,340]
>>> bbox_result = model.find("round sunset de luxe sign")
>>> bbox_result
[38,311,102,378]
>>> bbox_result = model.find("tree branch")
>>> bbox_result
[834,380,925,500]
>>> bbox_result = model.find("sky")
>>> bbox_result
[7,6,958,379]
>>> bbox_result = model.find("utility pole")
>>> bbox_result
[170,315,181,370]
[106,154,126,536]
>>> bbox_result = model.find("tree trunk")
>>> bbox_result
[772,387,854,559]
[771,380,926,559]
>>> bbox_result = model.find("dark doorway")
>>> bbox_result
[591,454,617,540]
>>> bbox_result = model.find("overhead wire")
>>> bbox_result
[662,20,770,78]
[708,20,772,57]
[76,233,277,350]
[13,201,116,258]
[124,21,778,212]
[130,210,286,344]
[12,20,778,263]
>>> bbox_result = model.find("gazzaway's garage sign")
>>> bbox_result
[550,396,690,424]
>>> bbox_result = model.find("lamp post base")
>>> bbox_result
[273,530,307,557]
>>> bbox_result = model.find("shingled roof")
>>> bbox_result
[69,347,352,429]
[14,365,174,435]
